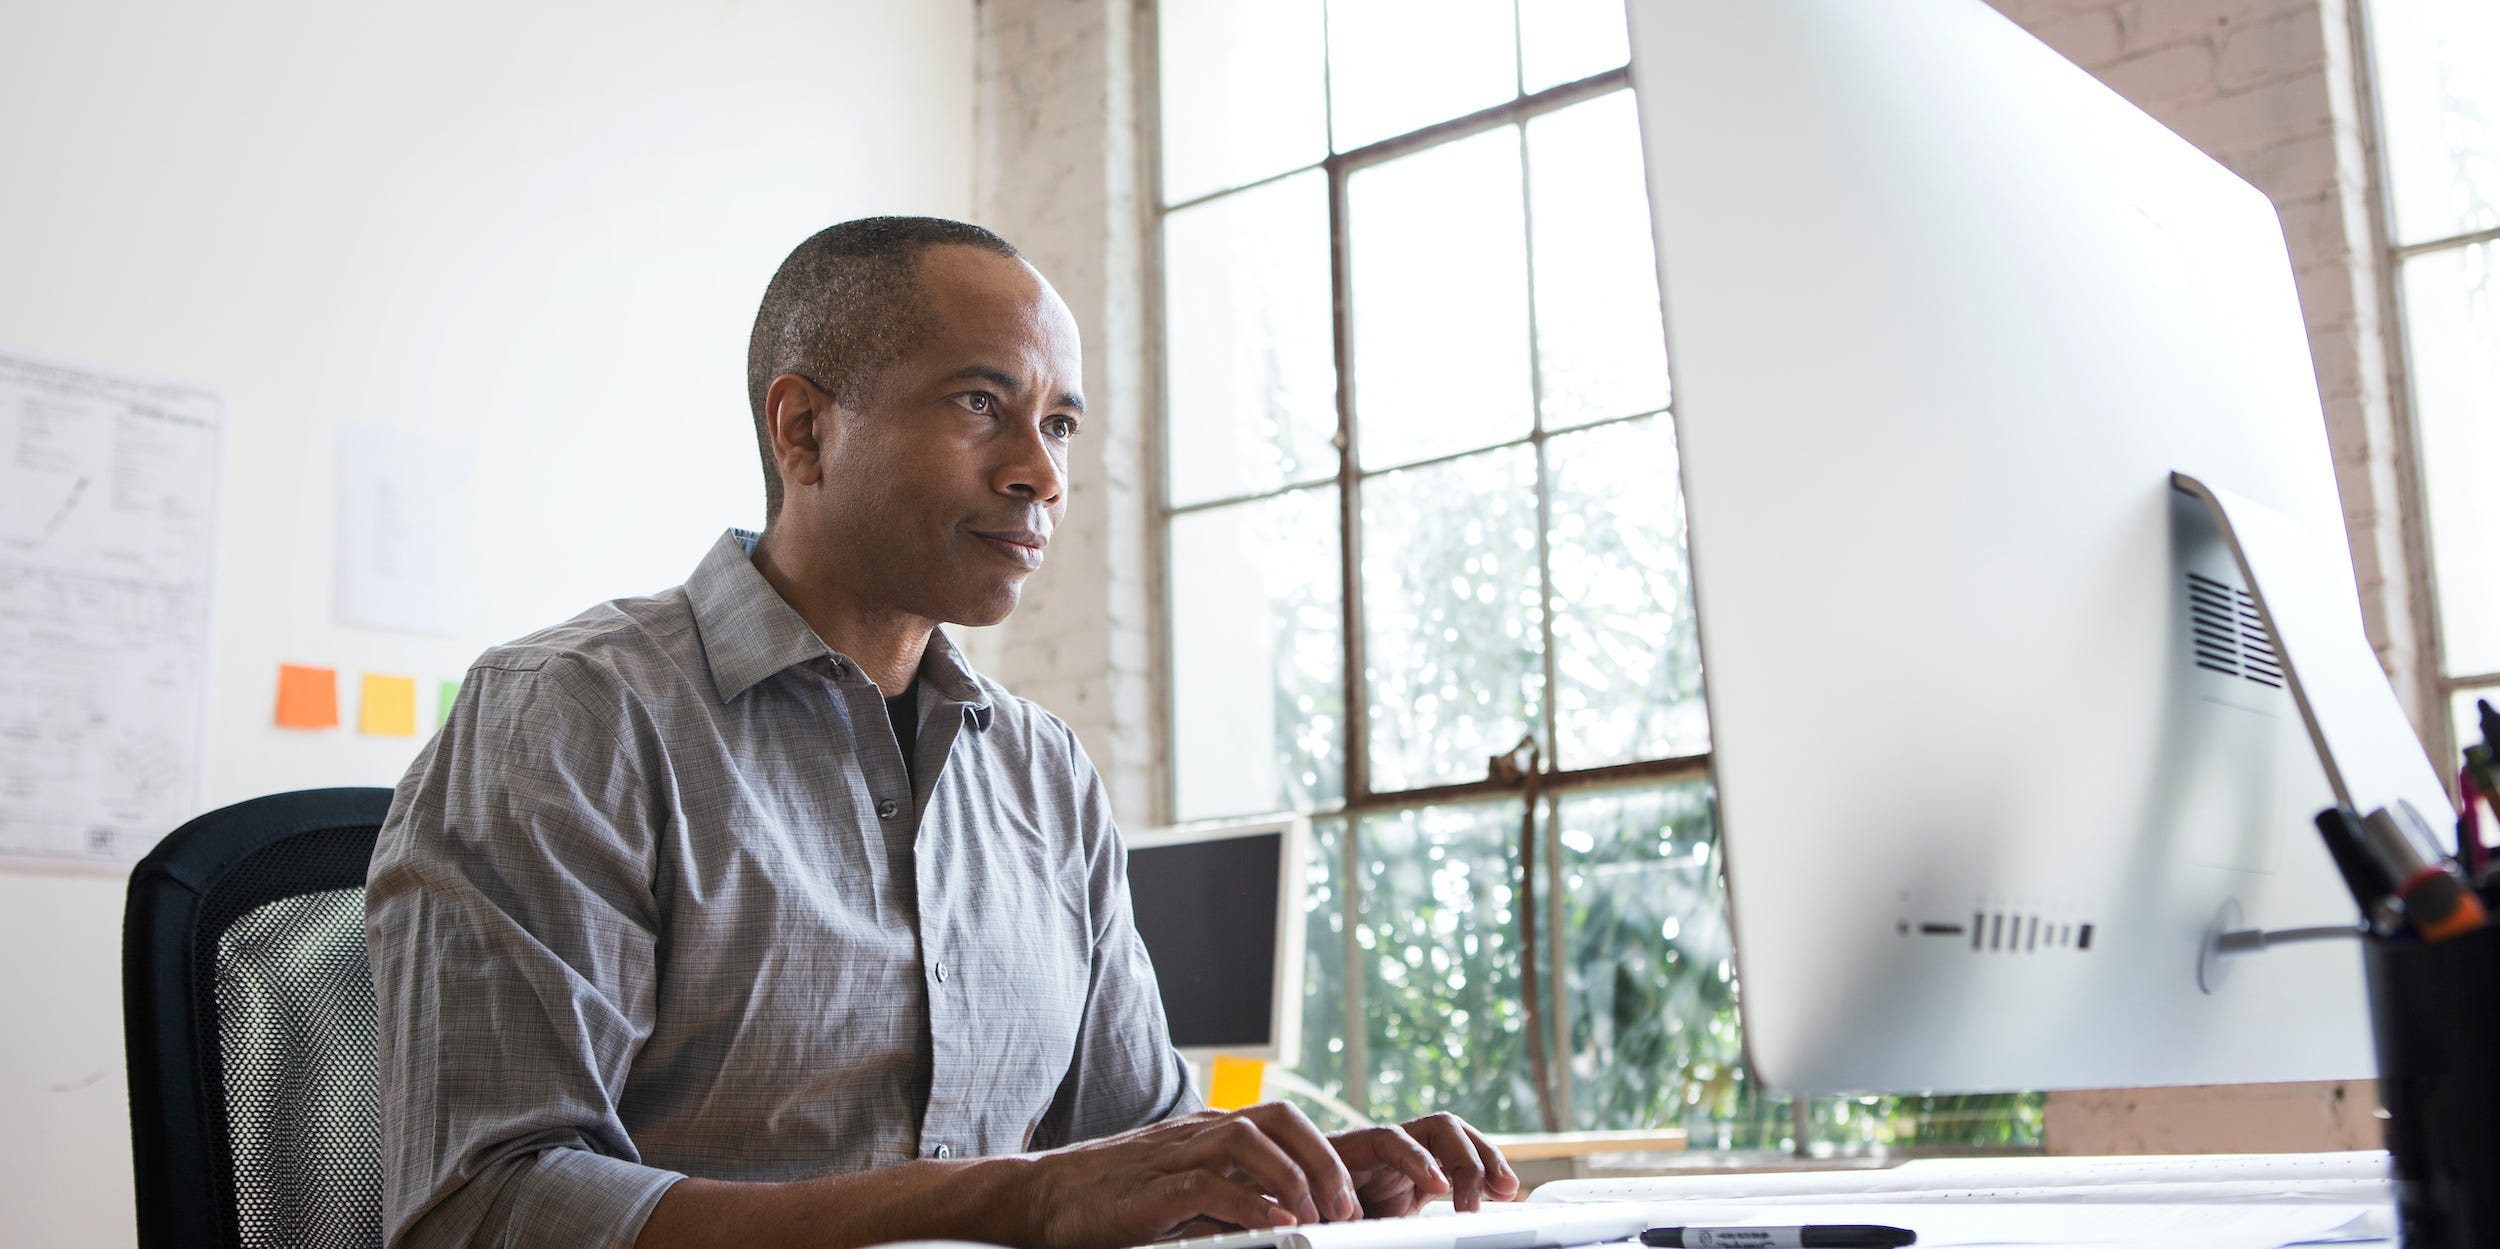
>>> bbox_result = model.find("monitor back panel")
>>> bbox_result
[1626,0,2402,1092]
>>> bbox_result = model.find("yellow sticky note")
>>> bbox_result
[1207,1055,1267,1111]
[275,664,339,729]
[359,674,418,737]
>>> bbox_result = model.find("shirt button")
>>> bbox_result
[933,1144,952,1159]
[934,961,950,983]
[876,799,900,820]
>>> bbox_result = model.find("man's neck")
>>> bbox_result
[749,527,933,697]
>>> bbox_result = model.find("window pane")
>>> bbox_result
[1555,782,1735,1131]
[1548,417,1707,769]
[1362,446,1544,792]
[1164,173,1340,508]
[1325,0,1518,153]
[1159,0,1330,205]
[2401,242,2500,677]
[1357,799,1544,1130]
[1171,487,1345,820]
[2365,0,2500,245]
[1519,0,1631,94]
[1350,127,1533,470]
[1528,90,1671,431]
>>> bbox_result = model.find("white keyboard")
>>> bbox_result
[1141,1200,1653,1249]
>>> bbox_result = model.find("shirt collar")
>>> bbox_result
[686,527,994,728]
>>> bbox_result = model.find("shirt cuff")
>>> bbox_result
[505,1148,685,1248]
[403,1147,684,1249]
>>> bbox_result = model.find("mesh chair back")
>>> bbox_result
[124,788,393,1249]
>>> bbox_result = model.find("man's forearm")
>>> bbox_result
[634,1156,1038,1249]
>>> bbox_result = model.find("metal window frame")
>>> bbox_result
[1147,2,1711,1121]
[2349,0,2500,780]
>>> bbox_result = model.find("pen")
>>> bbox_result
[2315,807,2398,931]
[1641,1227,1914,1248]
[2360,803,2488,942]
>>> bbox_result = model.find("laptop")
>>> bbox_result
[1139,1201,1653,1249]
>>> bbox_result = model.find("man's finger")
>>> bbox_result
[1238,1101,1359,1220]
[1186,1116,1322,1226]
[1455,1120,1521,1202]
[1333,1125,1447,1203]
[1354,1165,1424,1218]
[1146,1168,1301,1236]
[1401,1113,1491,1211]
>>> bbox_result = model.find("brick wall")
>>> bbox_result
[968,0,1164,826]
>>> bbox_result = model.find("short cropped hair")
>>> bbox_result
[745,217,1023,524]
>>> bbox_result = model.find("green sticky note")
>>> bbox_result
[438,678,462,727]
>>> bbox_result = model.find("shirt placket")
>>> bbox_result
[907,692,982,1161]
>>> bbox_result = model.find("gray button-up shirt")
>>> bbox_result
[367,528,1199,1249]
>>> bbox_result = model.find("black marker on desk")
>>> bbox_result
[1642,1226,1914,1248]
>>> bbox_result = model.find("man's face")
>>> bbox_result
[796,246,1083,627]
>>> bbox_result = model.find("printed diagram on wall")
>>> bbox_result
[0,350,222,869]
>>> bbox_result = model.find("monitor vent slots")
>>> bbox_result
[2187,572,2284,689]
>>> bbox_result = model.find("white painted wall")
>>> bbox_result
[0,2,973,1243]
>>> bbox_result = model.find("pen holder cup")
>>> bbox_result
[2363,921,2500,1249]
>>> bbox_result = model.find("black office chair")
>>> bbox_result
[124,787,395,1249]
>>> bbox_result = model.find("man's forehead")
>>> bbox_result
[910,249,1083,377]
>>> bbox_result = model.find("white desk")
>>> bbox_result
[1529,1150,2395,1247]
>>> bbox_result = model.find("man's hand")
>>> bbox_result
[1018,1103,1355,1249]
[1330,1112,1521,1217]
[1015,1103,1520,1249]
[636,1103,1523,1249]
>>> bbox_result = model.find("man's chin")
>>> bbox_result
[944,581,1026,630]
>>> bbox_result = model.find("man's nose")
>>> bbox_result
[995,421,1066,504]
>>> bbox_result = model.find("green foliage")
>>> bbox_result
[1275,783,2041,1151]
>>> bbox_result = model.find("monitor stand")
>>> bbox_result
[2170,472,2448,819]
[2172,471,2456,987]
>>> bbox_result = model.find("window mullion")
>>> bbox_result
[1326,135,1374,1113]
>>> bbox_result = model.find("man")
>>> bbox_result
[366,217,1521,1249]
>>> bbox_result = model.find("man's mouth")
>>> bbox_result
[972,528,1048,570]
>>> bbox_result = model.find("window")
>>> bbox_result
[1153,0,2036,1149]
[2364,0,2500,763]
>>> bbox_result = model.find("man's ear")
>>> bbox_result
[763,373,831,492]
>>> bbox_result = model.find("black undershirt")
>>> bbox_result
[885,681,919,787]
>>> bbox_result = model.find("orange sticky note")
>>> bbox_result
[359,674,418,737]
[275,664,340,729]
[1207,1055,1267,1111]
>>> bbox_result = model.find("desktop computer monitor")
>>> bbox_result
[1623,0,2456,1095]
[1126,815,1307,1070]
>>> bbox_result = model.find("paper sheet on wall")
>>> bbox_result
[333,421,473,636]
[0,350,222,869]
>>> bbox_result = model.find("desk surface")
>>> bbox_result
[1527,1150,2394,1247]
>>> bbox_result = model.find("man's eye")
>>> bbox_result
[959,392,995,415]
[1046,417,1079,439]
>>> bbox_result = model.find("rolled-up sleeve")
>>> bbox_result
[1036,732,1206,1146]
[366,659,684,1249]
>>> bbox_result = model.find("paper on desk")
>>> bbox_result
[1630,1200,2384,1247]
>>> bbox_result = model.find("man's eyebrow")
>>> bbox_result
[942,365,1085,415]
